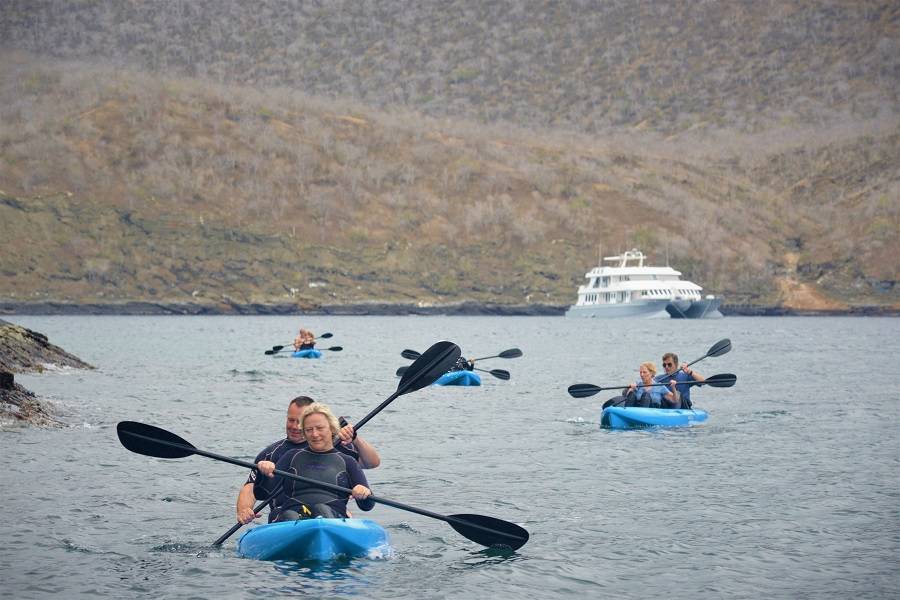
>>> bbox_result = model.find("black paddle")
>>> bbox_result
[212,482,285,546]
[471,348,523,361]
[265,345,343,356]
[395,365,510,380]
[268,333,334,354]
[568,373,737,398]
[474,367,511,380]
[656,338,731,381]
[401,348,522,362]
[216,340,462,546]
[117,421,528,551]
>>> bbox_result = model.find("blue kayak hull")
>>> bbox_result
[291,349,323,359]
[236,518,389,561]
[601,406,709,429]
[434,371,482,386]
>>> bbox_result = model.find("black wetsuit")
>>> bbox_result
[246,438,361,508]
[270,447,374,521]
[450,356,474,372]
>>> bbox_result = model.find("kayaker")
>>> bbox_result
[293,328,316,351]
[235,396,381,525]
[655,352,706,408]
[624,362,678,408]
[265,402,374,521]
[449,355,475,372]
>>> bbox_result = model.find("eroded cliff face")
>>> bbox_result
[0,319,93,427]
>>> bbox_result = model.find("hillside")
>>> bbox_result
[2,1,897,134]
[0,1,897,313]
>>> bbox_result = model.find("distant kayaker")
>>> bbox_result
[655,352,706,408]
[264,402,374,521]
[625,362,678,408]
[449,355,475,372]
[235,396,380,525]
[293,328,316,351]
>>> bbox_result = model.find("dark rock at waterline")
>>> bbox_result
[0,379,63,427]
[0,319,94,427]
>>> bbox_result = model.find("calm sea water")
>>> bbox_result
[2,315,898,599]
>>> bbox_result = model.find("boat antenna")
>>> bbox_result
[598,243,602,267]
[665,235,670,267]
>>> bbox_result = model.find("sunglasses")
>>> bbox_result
[662,362,674,367]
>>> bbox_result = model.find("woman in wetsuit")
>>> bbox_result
[267,402,374,521]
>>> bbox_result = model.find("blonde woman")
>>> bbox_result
[267,402,373,521]
[625,362,678,408]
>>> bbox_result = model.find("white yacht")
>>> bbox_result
[564,249,722,318]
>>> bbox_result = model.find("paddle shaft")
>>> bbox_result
[657,338,730,381]
[213,482,284,546]
[352,389,400,432]
[470,350,521,361]
[356,342,466,430]
[606,379,704,392]
[123,429,523,544]
[405,349,520,362]
[473,367,510,379]
[268,346,341,355]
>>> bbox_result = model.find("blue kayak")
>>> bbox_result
[291,349,323,359]
[434,370,482,386]
[236,518,390,562]
[601,406,709,429]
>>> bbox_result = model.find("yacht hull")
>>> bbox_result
[665,297,723,319]
[564,300,670,318]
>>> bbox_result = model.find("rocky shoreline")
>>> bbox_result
[0,300,897,317]
[0,319,94,427]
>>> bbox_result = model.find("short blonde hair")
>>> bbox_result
[300,402,340,437]
[640,361,657,377]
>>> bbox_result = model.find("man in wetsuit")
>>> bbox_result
[449,355,475,372]
[655,352,706,408]
[235,396,380,524]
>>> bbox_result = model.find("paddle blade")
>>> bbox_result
[489,369,511,381]
[707,338,732,358]
[395,366,409,377]
[397,341,460,394]
[319,332,333,339]
[264,349,276,355]
[498,348,523,359]
[567,383,602,398]
[117,421,196,459]
[327,346,343,352]
[448,514,529,550]
[271,345,286,352]
[401,349,421,360]
[705,373,737,388]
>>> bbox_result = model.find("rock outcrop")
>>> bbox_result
[0,319,94,427]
